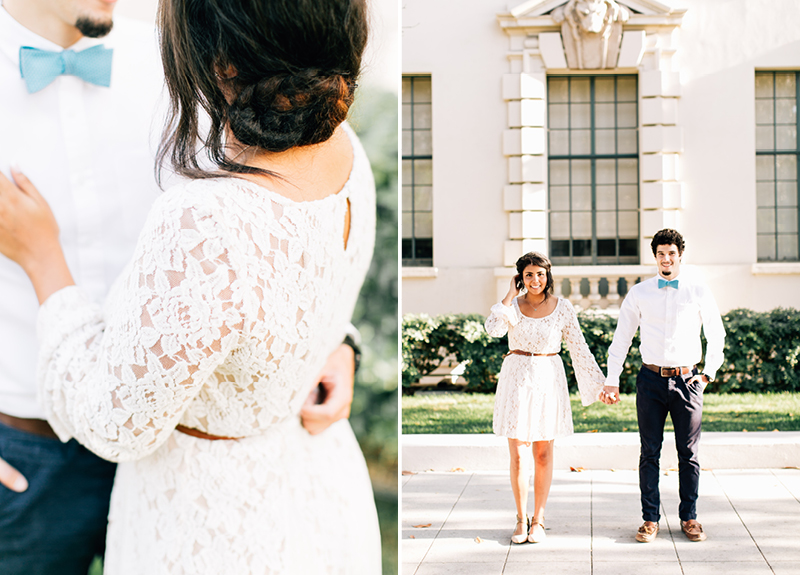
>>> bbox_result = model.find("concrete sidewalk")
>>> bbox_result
[402,468,800,575]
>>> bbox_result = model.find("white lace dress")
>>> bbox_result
[35,125,381,574]
[485,297,605,442]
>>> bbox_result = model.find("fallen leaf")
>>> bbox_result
[409,535,416,539]
[402,471,416,476]
[622,427,628,432]
[570,466,585,472]
[742,428,748,432]
[757,427,765,430]
[450,467,465,472]
[413,523,432,528]
[475,536,483,543]
[588,429,599,433]
[773,429,780,432]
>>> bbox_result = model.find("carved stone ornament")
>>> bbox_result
[552,0,631,69]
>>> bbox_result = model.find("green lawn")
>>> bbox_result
[402,392,800,434]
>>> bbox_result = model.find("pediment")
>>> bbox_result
[507,0,680,18]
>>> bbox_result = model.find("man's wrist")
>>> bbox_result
[342,334,361,374]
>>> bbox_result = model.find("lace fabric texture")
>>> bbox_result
[36,125,381,574]
[485,297,605,441]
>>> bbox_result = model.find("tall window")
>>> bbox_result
[547,75,639,265]
[402,76,433,266]
[755,71,799,262]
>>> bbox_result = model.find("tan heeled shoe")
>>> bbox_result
[528,517,546,543]
[511,514,529,544]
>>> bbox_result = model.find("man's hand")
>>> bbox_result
[0,455,28,492]
[688,374,709,392]
[600,385,620,405]
[300,343,356,435]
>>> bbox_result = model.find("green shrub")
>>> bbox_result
[402,307,800,394]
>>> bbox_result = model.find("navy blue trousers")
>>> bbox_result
[0,420,116,575]
[636,366,703,523]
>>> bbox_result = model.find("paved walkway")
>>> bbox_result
[402,468,800,575]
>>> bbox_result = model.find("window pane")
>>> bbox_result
[415,212,433,237]
[402,187,412,209]
[596,212,617,236]
[414,103,432,129]
[617,77,637,101]
[549,103,569,129]
[414,159,432,185]
[757,234,775,260]
[755,100,774,124]
[597,238,616,255]
[402,78,412,102]
[777,155,797,180]
[549,186,571,211]
[756,182,775,207]
[596,185,617,209]
[550,212,571,239]
[413,131,432,155]
[775,73,796,98]
[413,79,431,102]
[595,77,615,102]
[755,74,774,99]
[571,130,591,154]
[571,159,591,184]
[595,103,615,128]
[402,131,412,156]
[777,207,798,232]
[756,155,775,180]
[415,186,433,211]
[617,103,637,128]
[572,211,592,237]
[551,240,570,258]
[549,78,569,103]
[571,103,591,129]
[595,129,616,154]
[777,182,798,207]
[549,130,569,155]
[618,185,638,209]
[572,185,592,210]
[617,129,637,154]
[596,159,617,184]
[776,125,797,150]
[619,238,638,256]
[618,211,638,236]
[756,125,775,150]
[402,104,412,129]
[778,234,799,260]
[549,160,570,185]
[402,159,412,182]
[571,78,590,102]
[776,99,797,124]
[618,159,638,183]
[401,213,413,238]
[758,208,776,233]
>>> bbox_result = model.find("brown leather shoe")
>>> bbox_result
[635,521,659,542]
[681,520,707,542]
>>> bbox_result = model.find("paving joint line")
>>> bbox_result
[660,501,685,575]
[771,468,800,505]
[712,469,775,574]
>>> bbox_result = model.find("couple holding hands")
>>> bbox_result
[486,228,726,545]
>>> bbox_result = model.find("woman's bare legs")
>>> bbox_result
[530,440,554,537]
[507,438,531,539]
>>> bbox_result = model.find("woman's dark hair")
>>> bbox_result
[156,0,368,184]
[650,228,685,255]
[515,252,555,300]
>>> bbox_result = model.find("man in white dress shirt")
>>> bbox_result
[0,1,359,572]
[602,228,725,544]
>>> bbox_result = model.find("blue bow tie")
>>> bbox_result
[19,45,113,94]
[658,278,679,289]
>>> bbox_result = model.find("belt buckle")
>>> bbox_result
[660,367,676,377]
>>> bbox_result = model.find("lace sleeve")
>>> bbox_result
[561,302,605,406]
[36,191,244,462]
[485,302,520,338]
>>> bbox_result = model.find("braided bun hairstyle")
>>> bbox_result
[156,0,368,183]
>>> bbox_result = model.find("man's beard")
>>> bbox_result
[75,16,113,38]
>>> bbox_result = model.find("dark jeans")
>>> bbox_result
[0,420,116,575]
[636,366,703,523]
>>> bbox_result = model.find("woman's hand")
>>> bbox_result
[0,169,74,304]
[502,274,521,306]
[600,385,620,405]
[300,343,355,435]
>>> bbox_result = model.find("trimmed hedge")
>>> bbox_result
[402,307,800,394]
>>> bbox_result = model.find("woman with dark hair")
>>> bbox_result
[485,252,606,545]
[0,0,380,572]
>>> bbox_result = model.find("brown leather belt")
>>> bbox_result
[175,424,240,441]
[504,350,559,358]
[643,363,696,378]
[0,411,58,440]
